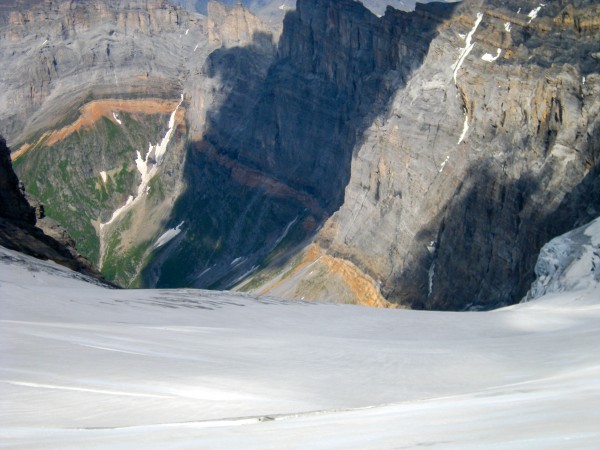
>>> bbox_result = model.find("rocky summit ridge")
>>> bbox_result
[1,0,599,310]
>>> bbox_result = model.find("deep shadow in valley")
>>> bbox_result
[141,0,458,289]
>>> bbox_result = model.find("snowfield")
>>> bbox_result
[1,218,600,449]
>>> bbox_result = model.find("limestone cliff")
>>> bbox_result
[310,0,600,310]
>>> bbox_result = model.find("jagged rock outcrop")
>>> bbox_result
[0,135,108,280]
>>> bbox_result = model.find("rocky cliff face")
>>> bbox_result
[3,0,599,310]
[307,0,600,310]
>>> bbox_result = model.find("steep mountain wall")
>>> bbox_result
[311,0,600,309]
[3,0,599,309]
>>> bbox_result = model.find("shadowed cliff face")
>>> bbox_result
[140,0,455,289]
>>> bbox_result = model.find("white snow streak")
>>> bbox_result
[481,48,502,62]
[194,44,199,52]
[100,94,183,231]
[528,4,545,24]
[452,12,483,84]
[112,112,122,125]
[185,29,189,35]
[439,155,450,173]
[273,216,298,249]
[153,221,185,249]
[99,171,108,184]
[458,112,469,144]
[504,22,512,32]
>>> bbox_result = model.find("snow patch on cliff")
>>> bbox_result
[100,94,183,231]
[527,4,545,23]
[481,48,502,62]
[458,113,469,144]
[153,221,185,250]
[452,12,483,84]
[112,112,122,125]
[99,171,108,184]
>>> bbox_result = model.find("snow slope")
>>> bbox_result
[1,239,600,448]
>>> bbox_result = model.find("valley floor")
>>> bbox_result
[1,246,599,449]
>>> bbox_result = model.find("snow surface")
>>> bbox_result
[1,243,600,448]
[152,221,185,249]
[452,12,483,84]
[504,21,512,32]
[99,171,108,184]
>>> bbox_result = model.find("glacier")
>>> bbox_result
[1,215,600,449]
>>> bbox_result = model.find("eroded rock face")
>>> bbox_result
[314,0,600,310]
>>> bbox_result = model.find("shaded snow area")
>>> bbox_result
[525,216,600,301]
[1,245,600,449]
[152,221,185,249]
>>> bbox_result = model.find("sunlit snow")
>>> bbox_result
[504,21,512,32]
[527,4,545,23]
[153,221,185,249]
[3,216,600,448]
[112,112,122,125]
[452,12,483,84]
[99,171,108,184]
[457,112,469,144]
[438,154,450,172]
[1,242,599,448]
[481,48,502,62]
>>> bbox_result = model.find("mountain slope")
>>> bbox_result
[243,0,600,310]
[2,0,599,310]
